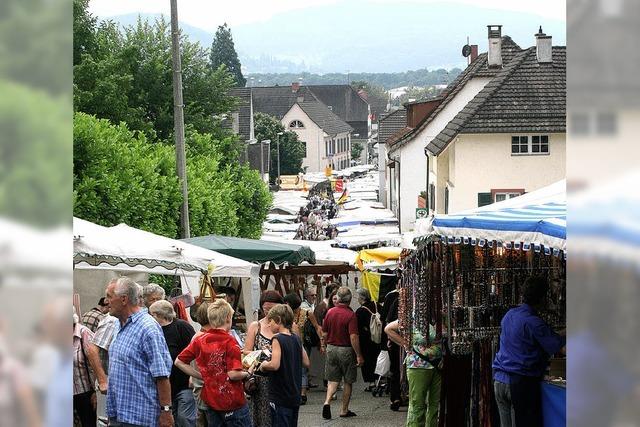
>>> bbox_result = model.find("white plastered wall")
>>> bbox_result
[395,77,493,231]
[445,132,566,213]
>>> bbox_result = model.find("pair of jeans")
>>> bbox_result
[494,377,543,427]
[494,380,516,427]
[406,367,441,427]
[174,388,197,427]
[205,403,253,427]
[269,402,299,427]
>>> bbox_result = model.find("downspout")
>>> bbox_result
[387,150,401,233]
[424,145,430,213]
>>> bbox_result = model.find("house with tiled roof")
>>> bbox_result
[387,25,566,231]
[229,83,357,172]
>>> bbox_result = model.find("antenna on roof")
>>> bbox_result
[462,36,472,65]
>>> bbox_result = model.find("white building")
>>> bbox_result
[282,102,352,172]
[386,25,566,231]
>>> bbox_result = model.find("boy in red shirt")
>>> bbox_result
[175,299,253,427]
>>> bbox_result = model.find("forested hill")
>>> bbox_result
[246,68,463,91]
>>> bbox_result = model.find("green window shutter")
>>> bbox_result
[478,192,492,207]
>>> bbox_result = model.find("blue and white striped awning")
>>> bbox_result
[570,173,640,267]
[414,180,566,253]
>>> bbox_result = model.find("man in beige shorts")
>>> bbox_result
[321,287,364,420]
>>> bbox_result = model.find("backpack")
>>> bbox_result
[364,305,382,344]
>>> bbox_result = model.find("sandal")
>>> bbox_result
[301,395,307,405]
[339,410,357,418]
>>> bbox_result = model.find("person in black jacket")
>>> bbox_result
[355,288,381,391]
[381,288,401,411]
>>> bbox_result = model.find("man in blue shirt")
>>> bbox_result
[105,277,174,427]
[493,276,565,427]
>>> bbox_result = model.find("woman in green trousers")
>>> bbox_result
[385,320,442,427]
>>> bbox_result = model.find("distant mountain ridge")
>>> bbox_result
[104,1,565,74]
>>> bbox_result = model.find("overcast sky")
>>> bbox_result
[89,0,566,31]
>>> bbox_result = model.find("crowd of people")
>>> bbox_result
[72,274,564,427]
[72,275,407,427]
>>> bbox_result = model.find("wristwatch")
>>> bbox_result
[160,405,172,412]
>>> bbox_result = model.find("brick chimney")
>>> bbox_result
[291,82,300,92]
[470,44,479,62]
[487,25,503,68]
[535,26,552,63]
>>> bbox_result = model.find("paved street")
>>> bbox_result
[298,350,407,426]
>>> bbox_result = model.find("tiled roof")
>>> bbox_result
[378,109,407,144]
[428,46,566,155]
[228,85,360,140]
[250,86,319,119]
[297,101,353,136]
[306,85,370,123]
[388,36,523,155]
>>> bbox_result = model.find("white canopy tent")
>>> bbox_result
[73,217,261,322]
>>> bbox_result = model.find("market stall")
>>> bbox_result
[73,217,261,323]
[404,181,566,427]
[354,247,402,302]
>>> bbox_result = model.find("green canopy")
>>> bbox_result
[183,235,316,265]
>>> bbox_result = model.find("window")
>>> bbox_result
[289,120,304,129]
[492,189,524,203]
[531,135,549,153]
[596,112,617,135]
[429,183,435,211]
[512,135,549,155]
[511,136,529,154]
[571,113,590,135]
[478,192,492,207]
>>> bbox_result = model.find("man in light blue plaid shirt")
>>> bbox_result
[105,277,174,427]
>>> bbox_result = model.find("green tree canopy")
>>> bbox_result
[74,15,239,141]
[254,112,306,183]
[351,141,364,162]
[210,23,246,88]
[74,113,272,239]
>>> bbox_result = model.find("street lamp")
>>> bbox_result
[276,132,284,183]
[260,139,271,183]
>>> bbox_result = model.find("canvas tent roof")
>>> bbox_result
[414,180,566,252]
[73,218,258,278]
[183,235,316,266]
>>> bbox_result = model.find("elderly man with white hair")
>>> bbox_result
[105,277,173,427]
[149,300,196,427]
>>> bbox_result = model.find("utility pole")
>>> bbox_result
[170,0,190,238]
[276,132,283,181]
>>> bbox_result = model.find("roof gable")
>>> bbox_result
[428,46,566,155]
[292,100,353,136]
[388,36,524,154]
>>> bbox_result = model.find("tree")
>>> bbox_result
[74,15,240,141]
[73,113,182,237]
[253,113,305,183]
[74,113,272,239]
[210,23,246,88]
[351,141,364,162]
